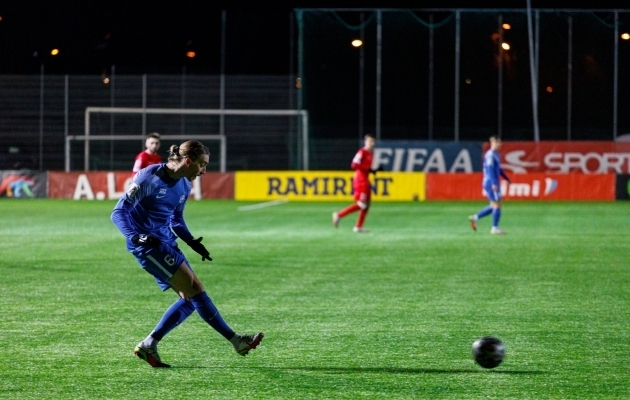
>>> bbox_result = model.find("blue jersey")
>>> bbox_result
[482,149,502,188]
[111,164,194,251]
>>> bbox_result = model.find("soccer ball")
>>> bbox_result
[472,336,505,369]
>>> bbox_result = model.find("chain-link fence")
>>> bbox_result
[0,73,299,171]
[3,9,630,172]
[297,8,630,145]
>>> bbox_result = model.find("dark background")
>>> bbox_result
[1,0,628,75]
[1,0,630,172]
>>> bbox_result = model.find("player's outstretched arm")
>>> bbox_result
[111,207,139,240]
[186,237,212,262]
[170,210,212,262]
[111,207,161,247]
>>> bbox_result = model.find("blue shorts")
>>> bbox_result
[484,183,502,202]
[130,241,190,291]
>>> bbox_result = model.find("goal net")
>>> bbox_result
[65,107,309,172]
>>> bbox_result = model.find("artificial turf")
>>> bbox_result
[0,199,628,399]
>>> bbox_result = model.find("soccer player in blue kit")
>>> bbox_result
[111,140,263,367]
[468,136,511,235]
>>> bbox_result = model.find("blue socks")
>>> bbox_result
[150,298,195,341]
[190,292,235,340]
[477,206,493,219]
[148,293,235,344]
[492,207,502,228]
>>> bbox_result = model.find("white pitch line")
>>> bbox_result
[237,199,289,211]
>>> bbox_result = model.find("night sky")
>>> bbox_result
[1,0,627,75]
[2,0,630,146]
[0,1,293,74]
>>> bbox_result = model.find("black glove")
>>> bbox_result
[370,166,384,175]
[186,237,212,261]
[131,234,161,247]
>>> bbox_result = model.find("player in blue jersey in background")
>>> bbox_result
[468,136,511,235]
[111,140,263,367]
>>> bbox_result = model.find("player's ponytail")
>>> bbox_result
[167,141,209,162]
[168,145,181,161]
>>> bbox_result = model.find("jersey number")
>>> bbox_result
[164,255,176,266]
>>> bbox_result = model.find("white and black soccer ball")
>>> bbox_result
[472,336,505,369]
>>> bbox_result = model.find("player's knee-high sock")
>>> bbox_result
[338,203,361,218]
[477,206,493,219]
[356,208,369,228]
[149,298,195,342]
[492,207,502,228]
[190,292,235,340]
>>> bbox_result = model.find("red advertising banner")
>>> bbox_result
[426,173,615,201]
[200,173,234,199]
[48,171,234,200]
[426,174,484,200]
[482,141,630,174]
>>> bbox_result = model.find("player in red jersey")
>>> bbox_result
[333,134,379,233]
[133,132,163,174]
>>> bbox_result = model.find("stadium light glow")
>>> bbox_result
[501,42,510,50]
[351,39,363,48]
[465,78,472,84]
[546,86,553,93]
[186,51,196,58]
[51,48,59,56]
[103,77,110,84]
[502,23,511,30]
[622,33,630,40]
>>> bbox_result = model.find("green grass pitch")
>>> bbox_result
[1,199,629,399]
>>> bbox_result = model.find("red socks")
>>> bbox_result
[338,203,360,218]
[356,209,368,228]
[337,204,369,228]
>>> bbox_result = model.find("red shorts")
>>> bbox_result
[353,185,371,202]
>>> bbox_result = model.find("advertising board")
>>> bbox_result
[615,175,630,200]
[483,142,630,174]
[235,171,426,201]
[374,141,482,172]
[426,173,615,201]
[47,171,234,200]
[0,170,47,198]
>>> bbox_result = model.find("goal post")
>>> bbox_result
[66,107,309,172]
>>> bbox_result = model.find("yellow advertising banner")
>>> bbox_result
[235,171,426,201]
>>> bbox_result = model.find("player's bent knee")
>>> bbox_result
[169,262,205,297]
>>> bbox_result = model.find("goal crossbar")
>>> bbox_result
[66,134,226,172]
[69,107,310,172]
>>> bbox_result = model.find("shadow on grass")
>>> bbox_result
[171,364,542,374]
[263,366,540,375]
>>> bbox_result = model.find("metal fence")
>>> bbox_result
[297,8,630,143]
[3,8,630,172]
[0,73,299,171]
